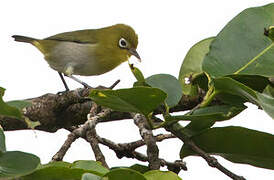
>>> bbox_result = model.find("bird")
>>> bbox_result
[12,24,141,91]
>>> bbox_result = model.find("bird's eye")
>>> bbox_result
[119,38,128,48]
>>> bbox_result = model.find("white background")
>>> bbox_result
[1,0,274,179]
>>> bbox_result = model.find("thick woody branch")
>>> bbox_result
[0,89,203,132]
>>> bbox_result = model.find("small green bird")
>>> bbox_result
[12,24,140,91]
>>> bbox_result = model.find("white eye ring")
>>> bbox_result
[119,38,128,48]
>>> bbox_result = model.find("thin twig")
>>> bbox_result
[51,133,79,161]
[132,113,160,170]
[51,105,112,164]
[165,123,246,180]
[95,134,187,172]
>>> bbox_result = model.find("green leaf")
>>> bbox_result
[184,105,246,136]
[22,166,83,180]
[202,3,274,78]
[263,85,274,97]
[179,37,214,95]
[180,126,274,170]
[0,128,6,153]
[90,87,167,116]
[167,105,245,122]
[129,64,145,82]
[0,151,40,178]
[146,74,183,107]
[214,77,257,104]
[71,160,109,175]
[82,173,101,180]
[144,170,182,180]
[0,87,22,119]
[257,93,274,118]
[6,100,32,110]
[22,161,106,180]
[129,164,150,174]
[103,168,146,180]
[213,77,274,118]
[229,75,270,93]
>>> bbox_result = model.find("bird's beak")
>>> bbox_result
[129,48,141,62]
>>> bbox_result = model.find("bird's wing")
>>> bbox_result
[45,30,98,44]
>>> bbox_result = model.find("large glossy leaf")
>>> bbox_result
[180,126,274,170]
[203,3,274,78]
[167,105,245,122]
[0,87,22,119]
[146,74,182,108]
[263,85,274,97]
[229,75,271,93]
[0,128,6,153]
[90,87,167,116]
[257,93,274,118]
[103,168,146,180]
[213,77,274,118]
[184,105,246,136]
[0,151,40,178]
[179,37,214,95]
[81,173,101,180]
[144,170,182,180]
[129,164,150,174]
[71,160,109,175]
[22,161,107,180]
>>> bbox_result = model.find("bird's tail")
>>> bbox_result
[12,35,37,44]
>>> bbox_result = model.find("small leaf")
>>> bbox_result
[129,164,150,174]
[264,25,274,41]
[7,100,32,110]
[0,87,22,119]
[90,87,167,116]
[146,74,182,107]
[103,168,146,180]
[0,128,6,153]
[0,151,40,178]
[179,37,214,95]
[71,160,109,176]
[144,170,182,180]
[82,173,101,180]
[180,126,274,170]
[129,64,145,82]
[202,3,274,78]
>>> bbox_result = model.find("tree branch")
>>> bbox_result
[133,113,160,170]
[165,122,246,180]
[1,88,203,132]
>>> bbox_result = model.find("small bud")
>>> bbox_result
[264,26,274,41]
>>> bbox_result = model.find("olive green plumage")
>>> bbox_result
[12,24,140,76]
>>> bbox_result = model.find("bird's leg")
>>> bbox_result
[65,74,92,89]
[58,72,70,91]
